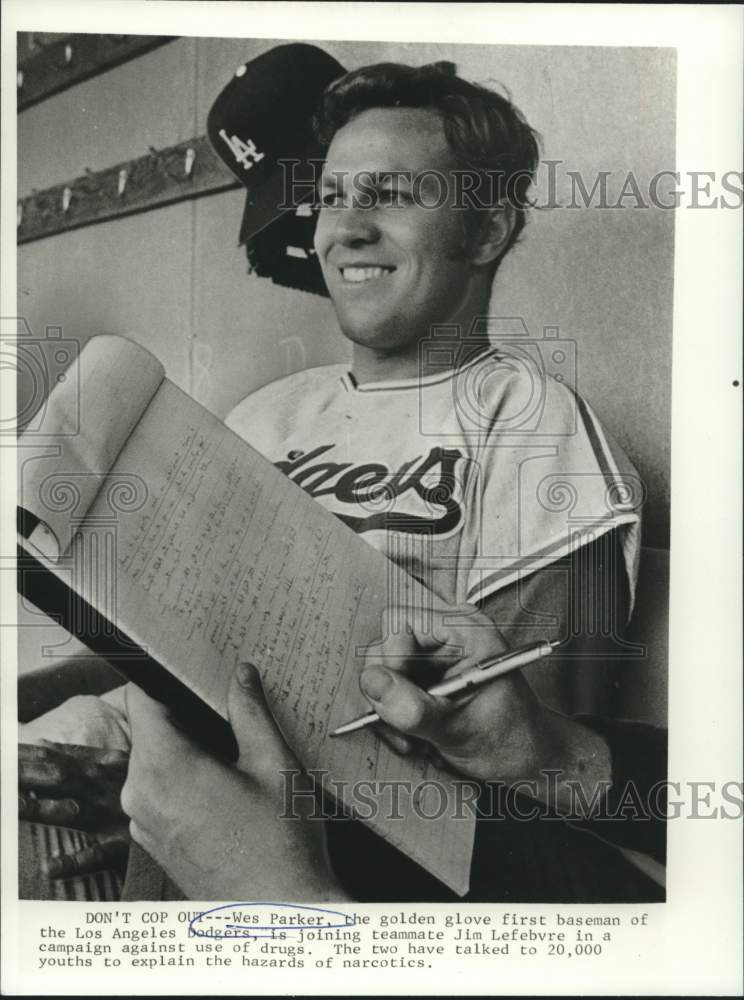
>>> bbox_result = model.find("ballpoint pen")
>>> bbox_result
[329,640,558,736]
[330,638,560,737]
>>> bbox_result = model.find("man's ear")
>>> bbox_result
[469,202,517,267]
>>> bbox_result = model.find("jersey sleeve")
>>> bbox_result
[462,369,643,616]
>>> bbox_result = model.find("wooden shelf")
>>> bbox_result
[17,136,240,244]
[17,34,175,111]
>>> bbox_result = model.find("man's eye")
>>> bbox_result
[320,193,344,208]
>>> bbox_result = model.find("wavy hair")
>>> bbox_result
[315,61,541,264]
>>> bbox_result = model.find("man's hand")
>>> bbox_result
[121,664,351,902]
[359,602,612,813]
[18,741,130,879]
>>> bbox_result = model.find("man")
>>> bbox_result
[20,59,665,902]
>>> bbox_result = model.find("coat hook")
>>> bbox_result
[117,168,128,197]
[17,70,23,89]
[64,44,73,64]
[62,187,72,213]
[80,168,101,196]
[17,202,23,227]
[184,147,196,177]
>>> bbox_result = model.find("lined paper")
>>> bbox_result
[29,369,475,895]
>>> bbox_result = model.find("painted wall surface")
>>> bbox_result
[18,37,675,547]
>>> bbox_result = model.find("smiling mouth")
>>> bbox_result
[339,266,396,283]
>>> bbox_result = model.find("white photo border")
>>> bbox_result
[1,2,742,995]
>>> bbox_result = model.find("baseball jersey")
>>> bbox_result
[225,347,642,613]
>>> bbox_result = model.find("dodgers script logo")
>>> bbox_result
[275,444,468,536]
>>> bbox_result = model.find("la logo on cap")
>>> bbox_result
[207,44,346,244]
[218,129,265,171]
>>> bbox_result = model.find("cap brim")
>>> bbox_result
[238,168,317,245]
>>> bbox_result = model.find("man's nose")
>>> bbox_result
[332,203,379,246]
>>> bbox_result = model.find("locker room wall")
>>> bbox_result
[17,36,675,548]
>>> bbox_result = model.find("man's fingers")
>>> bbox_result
[376,727,442,762]
[374,603,507,671]
[359,666,452,741]
[20,744,129,794]
[388,601,484,644]
[365,627,460,688]
[227,663,297,776]
[19,759,68,793]
[44,838,130,880]
[37,741,129,772]
[19,739,129,831]
[18,753,88,797]
[367,621,418,672]
[370,604,490,678]
[19,793,81,826]
[375,725,413,756]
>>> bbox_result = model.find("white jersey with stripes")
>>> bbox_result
[226,348,642,612]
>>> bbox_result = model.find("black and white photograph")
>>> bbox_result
[2,1,741,995]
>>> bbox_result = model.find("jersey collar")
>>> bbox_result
[342,346,498,393]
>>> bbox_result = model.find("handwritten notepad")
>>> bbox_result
[19,336,475,895]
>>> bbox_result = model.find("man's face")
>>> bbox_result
[314,107,480,357]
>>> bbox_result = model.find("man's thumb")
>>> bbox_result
[359,666,448,741]
[227,663,295,774]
